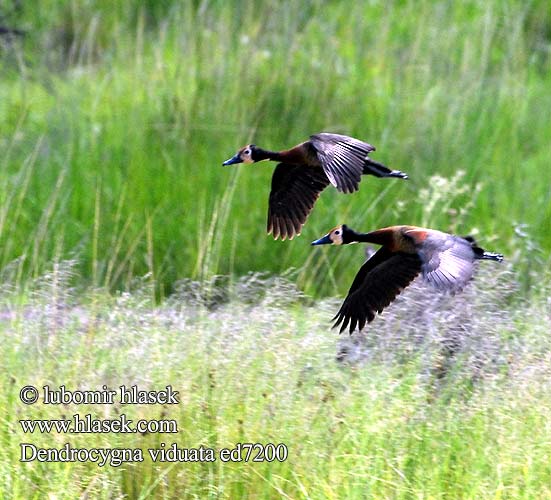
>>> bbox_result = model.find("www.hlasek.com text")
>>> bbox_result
[20,413,178,434]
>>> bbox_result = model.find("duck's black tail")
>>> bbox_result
[478,251,504,262]
[463,236,504,262]
[363,158,408,179]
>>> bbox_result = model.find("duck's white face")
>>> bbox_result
[238,145,254,164]
[222,144,256,166]
[328,225,345,245]
[311,225,346,246]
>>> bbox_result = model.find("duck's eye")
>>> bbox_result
[335,230,342,236]
[244,149,251,155]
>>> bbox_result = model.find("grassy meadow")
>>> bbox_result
[1,0,551,498]
[2,265,551,498]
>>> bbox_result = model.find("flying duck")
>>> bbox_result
[223,133,408,240]
[312,224,503,333]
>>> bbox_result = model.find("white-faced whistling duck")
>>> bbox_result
[222,133,408,241]
[311,224,504,334]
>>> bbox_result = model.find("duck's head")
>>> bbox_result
[311,224,355,246]
[223,145,258,165]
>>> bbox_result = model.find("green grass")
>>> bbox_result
[2,266,551,499]
[0,0,550,295]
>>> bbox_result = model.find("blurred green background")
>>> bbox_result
[1,0,550,296]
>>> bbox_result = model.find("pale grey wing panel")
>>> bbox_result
[310,134,375,193]
[420,236,476,292]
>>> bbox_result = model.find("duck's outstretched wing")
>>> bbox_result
[333,248,422,334]
[413,231,477,292]
[310,133,375,194]
[267,163,330,240]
